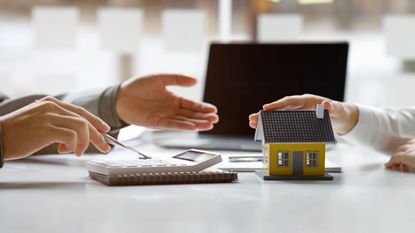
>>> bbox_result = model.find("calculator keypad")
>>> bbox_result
[95,160,186,168]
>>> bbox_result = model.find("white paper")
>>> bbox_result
[215,155,341,173]
[383,15,415,59]
[257,14,303,42]
[161,9,207,51]
[32,6,79,49]
[97,7,143,53]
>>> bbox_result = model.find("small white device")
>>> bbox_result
[87,149,222,175]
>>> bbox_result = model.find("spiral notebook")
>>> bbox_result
[89,169,238,186]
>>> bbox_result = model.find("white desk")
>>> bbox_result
[1,136,415,233]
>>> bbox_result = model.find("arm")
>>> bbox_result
[248,94,415,154]
[0,87,123,155]
[248,94,415,173]
[341,105,415,154]
[1,74,219,158]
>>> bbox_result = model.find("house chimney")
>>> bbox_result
[316,104,324,119]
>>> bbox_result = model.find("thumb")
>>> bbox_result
[322,100,334,112]
[322,100,342,117]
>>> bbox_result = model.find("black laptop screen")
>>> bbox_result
[202,42,348,138]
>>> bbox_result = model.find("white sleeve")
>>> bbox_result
[340,104,415,154]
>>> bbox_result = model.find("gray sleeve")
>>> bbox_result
[56,85,126,131]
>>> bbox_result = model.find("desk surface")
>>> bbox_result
[1,134,415,233]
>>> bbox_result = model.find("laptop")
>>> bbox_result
[156,42,349,151]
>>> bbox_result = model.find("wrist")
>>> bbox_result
[335,104,359,135]
[99,85,128,130]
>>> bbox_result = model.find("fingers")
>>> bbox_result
[262,94,331,111]
[172,116,214,131]
[180,97,218,113]
[47,114,111,155]
[50,115,89,155]
[38,99,111,155]
[159,74,197,87]
[161,119,198,131]
[177,109,219,123]
[39,96,110,133]
[249,113,259,129]
[385,152,415,173]
[263,95,306,111]
[48,126,77,153]
[387,153,412,167]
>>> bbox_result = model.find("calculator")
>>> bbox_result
[86,149,222,175]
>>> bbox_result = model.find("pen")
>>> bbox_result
[102,133,152,159]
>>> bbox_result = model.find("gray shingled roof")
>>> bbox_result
[256,110,336,144]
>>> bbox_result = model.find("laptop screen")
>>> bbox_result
[202,42,348,138]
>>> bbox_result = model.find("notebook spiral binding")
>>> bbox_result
[89,170,238,186]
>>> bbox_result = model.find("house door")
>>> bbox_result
[293,151,303,175]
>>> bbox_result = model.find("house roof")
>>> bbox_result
[254,110,336,144]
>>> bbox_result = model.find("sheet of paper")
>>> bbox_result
[97,7,143,53]
[215,154,341,173]
[161,9,207,51]
[383,15,415,59]
[32,6,79,49]
[257,14,303,42]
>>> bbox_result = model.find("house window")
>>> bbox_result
[277,151,289,167]
[306,152,319,167]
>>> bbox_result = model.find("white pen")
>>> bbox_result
[102,133,151,159]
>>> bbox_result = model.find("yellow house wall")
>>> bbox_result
[268,144,325,176]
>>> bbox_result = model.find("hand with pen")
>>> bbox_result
[0,96,112,160]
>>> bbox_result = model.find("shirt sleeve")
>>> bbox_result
[56,85,127,131]
[340,104,415,154]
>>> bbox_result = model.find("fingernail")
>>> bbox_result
[103,124,110,132]
[104,144,111,152]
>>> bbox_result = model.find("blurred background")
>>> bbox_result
[1,0,415,107]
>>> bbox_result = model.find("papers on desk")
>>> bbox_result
[215,154,342,173]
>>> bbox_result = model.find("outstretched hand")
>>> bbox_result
[116,74,219,131]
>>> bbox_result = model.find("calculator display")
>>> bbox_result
[172,150,215,162]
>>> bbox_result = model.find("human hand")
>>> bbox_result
[248,94,359,135]
[116,74,219,131]
[0,96,111,160]
[385,139,415,173]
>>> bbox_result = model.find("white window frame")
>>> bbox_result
[263,146,269,166]
[306,151,319,167]
[277,151,290,167]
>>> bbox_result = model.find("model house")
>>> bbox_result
[254,105,336,179]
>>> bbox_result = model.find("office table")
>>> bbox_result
[1,136,415,233]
